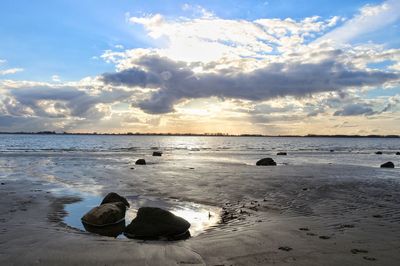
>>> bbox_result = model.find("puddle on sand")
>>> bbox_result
[64,194,221,239]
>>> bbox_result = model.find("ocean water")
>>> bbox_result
[0,134,399,168]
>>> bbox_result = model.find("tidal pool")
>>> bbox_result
[64,194,221,239]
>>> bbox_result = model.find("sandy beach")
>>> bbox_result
[1,138,399,265]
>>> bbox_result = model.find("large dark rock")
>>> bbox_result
[152,151,162,156]
[375,151,383,155]
[396,152,400,155]
[101,192,130,207]
[256,158,277,166]
[124,207,190,240]
[277,152,287,156]
[81,202,127,227]
[380,162,395,168]
[135,159,146,165]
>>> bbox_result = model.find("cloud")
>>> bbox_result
[333,103,375,116]
[0,68,24,75]
[102,54,399,114]
[317,0,400,44]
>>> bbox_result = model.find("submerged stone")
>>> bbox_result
[380,161,394,168]
[124,207,191,240]
[256,158,277,166]
[81,202,127,227]
[277,152,287,156]
[375,151,383,155]
[152,151,162,156]
[135,159,146,165]
[396,152,400,155]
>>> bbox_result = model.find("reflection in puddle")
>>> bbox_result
[64,194,221,239]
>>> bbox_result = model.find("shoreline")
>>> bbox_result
[1,159,400,265]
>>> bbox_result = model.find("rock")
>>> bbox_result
[330,149,334,152]
[81,202,127,227]
[100,192,130,207]
[135,159,146,165]
[277,152,287,156]
[256,158,276,166]
[375,151,383,155]
[396,152,400,155]
[380,161,394,168]
[152,151,162,156]
[82,220,125,237]
[124,207,190,240]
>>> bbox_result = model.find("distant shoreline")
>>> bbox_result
[0,132,399,138]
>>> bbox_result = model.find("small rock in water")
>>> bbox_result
[319,235,330,240]
[82,192,130,227]
[81,202,127,227]
[380,161,394,168]
[101,192,130,207]
[375,151,383,155]
[330,149,334,152]
[124,207,190,240]
[1,182,5,185]
[278,246,292,251]
[152,151,162,156]
[277,152,287,156]
[396,152,400,155]
[256,158,277,166]
[372,214,383,218]
[299,227,309,231]
[135,159,146,165]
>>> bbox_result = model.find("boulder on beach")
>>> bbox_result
[375,151,383,155]
[152,151,162,156]
[81,202,127,227]
[256,158,277,166]
[135,159,146,165]
[277,152,287,156]
[380,162,395,168]
[100,192,130,208]
[124,207,191,239]
[396,152,400,155]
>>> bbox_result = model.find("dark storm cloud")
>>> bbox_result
[102,54,399,114]
[5,86,131,118]
[333,103,375,116]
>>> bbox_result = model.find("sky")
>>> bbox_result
[0,0,400,135]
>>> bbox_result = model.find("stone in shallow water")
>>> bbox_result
[380,161,394,168]
[256,158,277,166]
[152,151,162,156]
[124,207,191,240]
[135,159,146,165]
[100,192,130,207]
[277,152,287,156]
[396,152,400,155]
[81,202,127,227]
[375,151,383,155]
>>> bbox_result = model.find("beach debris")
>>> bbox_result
[124,207,191,240]
[135,159,146,165]
[380,161,394,168]
[319,235,330,240]
[351,249,368,254]
[278,246,293,251]
[152,151,162,156]
[256,158,277,166]
[375,151,383,155]
[81,192,130,227]
[277,152,287,155]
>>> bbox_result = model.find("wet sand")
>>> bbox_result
[0,151,400,265]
